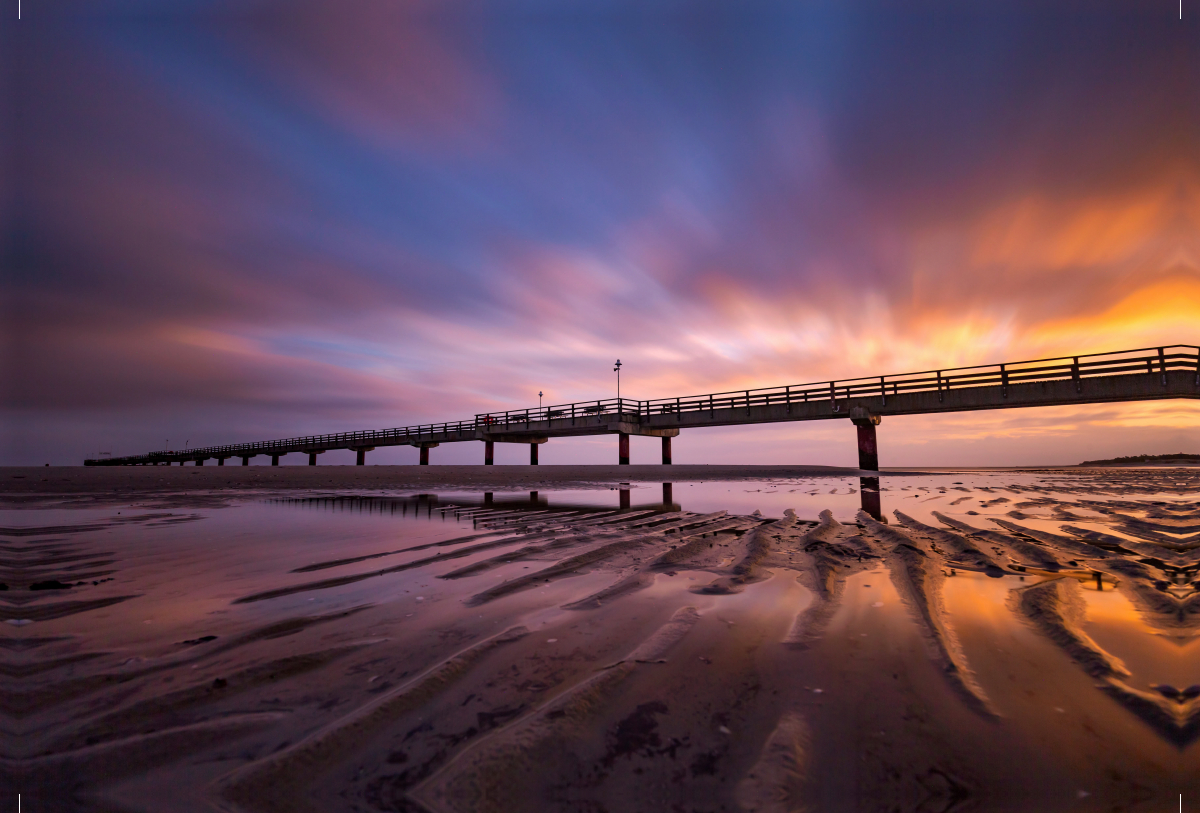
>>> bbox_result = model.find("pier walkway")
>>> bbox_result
[85,344,1199,471]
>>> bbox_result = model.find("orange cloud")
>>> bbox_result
[1024,272,1200,356]
[968,188,1176,272]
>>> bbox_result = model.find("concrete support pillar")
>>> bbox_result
[662,482,673,505]
[308,453,318,466]
[484,441,494,465]
[196,459,204,466]
[357,449,367,466]
[530,443,539,465]
[618,432,630,465]
[661,435,672,465]
[217,458,225,466]
[241,457,250,466]
[271,455,280,466]
[619,488,631,509]
[419,447,429,466]
[484,492,494,506]
[850,409,881,472]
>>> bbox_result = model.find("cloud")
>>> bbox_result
[6,5,1198,464]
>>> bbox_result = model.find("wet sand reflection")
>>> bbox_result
[3,467,1198,810]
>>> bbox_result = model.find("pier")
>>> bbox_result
[85,345,1200,471]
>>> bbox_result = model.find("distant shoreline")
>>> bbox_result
[0,464,920,499]
[4,462,1196,501]
[1077,453,1200,467]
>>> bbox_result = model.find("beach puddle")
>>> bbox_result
[2,466,1197,810]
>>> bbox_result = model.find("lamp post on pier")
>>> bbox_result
[614,359,622,404]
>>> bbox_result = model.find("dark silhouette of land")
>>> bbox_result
[1080,452,1200,466]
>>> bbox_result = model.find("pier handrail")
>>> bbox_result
[475,344,1199,422]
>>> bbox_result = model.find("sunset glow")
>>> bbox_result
[6,4,1197,465]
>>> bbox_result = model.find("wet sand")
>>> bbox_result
[2,466,1198,811]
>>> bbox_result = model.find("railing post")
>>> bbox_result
[1001,364,1008,398]
[785,385,790,414]
[1072,357,1081,393]
[937,372,943,402]
[880,376,886,407]
[829,381,837,412]
[1158,347,1167,387]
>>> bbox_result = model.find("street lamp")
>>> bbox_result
[539,391,543,410]
[613,359,622,403]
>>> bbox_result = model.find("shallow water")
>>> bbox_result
[2,467,1197,811]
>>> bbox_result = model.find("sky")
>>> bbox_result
[4,2,1199,467]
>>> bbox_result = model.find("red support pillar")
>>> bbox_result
[419,446,429,466]
[618,432,630,465]
[855,422,879,471]
[308,453,317,466]
[484,441,494,465]
[530,443,539,465]
[241,457,250,466]
[196,459,204,466]
[661,435,672,465]
[662,482,673,505]
[357,449,366,466]
[619,488,631,509]
[271,455,279,466]
[850,409,881,472]
[217,458,225,466]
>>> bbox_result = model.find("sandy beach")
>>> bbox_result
[2,466,1197,811]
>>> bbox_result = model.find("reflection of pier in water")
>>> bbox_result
[276,478,884,522]
[275,486,683,522]
[859,476,883,521]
